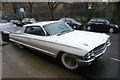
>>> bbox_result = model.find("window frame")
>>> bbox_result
[24,25,46,36]
[89,19,97,23]
[97,19,106,23]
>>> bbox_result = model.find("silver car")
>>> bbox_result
[9,21,110,70]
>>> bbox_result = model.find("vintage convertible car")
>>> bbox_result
[9,21,110,70]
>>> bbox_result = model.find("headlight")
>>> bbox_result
[85,53,91,59]
[84,51,95,60]
[115,25,118,28]
[91,52,95,57]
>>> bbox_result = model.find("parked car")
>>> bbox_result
[9,21,110,70]
[59,18,84,30]
[0,20,8,23]
[22,18,37,25]
[86,18,119,33]
[10,20,23,26]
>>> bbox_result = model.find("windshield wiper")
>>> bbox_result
[61,30,71,33]
[57,29,74,36]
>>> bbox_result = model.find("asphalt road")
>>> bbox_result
[0,23,119,79]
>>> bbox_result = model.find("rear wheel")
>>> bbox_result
[61,53,79,70]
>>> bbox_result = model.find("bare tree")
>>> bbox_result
[48,2,60,20]
[11,2,19,18]
[27,2,35,18]
[2,3,7,19]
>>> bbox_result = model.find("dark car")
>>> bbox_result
[86,18,119,33]
[22,18,37,25]
[10,20,23,26]
[59,18,84,30]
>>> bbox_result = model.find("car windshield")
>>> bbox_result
[43,22,73,36]
[106,19,110,24]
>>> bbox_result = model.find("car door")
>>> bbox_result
[96,19,108,32]
[88,19,97,31]
[24,26,45,50]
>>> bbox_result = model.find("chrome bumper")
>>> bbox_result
[77,42,111,66]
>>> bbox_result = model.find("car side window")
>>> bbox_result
[89,19,96,23]
[65,20,71,23]
[65,19,72,23]
[97,19,105,23]
[25,26,45,36]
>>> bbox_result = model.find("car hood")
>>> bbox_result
[54,30,109,54]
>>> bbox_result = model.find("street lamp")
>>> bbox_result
[67,2,72,17]
[88,4,92,10]
[87,4,92,21]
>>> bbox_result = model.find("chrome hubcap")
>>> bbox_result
[65,55,76,67]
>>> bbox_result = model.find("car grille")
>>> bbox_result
[93,43,107,56]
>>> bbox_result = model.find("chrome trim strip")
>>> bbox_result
[78,43,109,63]
[10,39,57,58]
[10,35,45,42]
[10,35,82,50]
[10,35,28,39]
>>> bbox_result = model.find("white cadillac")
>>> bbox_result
[9,21,110,70]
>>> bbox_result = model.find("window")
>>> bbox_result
[43,22,73,36]
[25,26,45,36]
[105,19,110,24]
[60,18,66,21]
[89,19,97,23]
[97,19,105,23]
[66,18,76,22]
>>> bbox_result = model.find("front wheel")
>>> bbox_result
[109,28,114,33]
[86,26,91,31]
[72,25,77,29]
[61,53,79,70]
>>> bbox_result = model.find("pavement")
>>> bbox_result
[0,23,120,79]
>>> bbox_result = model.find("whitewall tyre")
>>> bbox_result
[61,53,79,70]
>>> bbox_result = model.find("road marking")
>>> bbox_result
[111,58,120,62]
